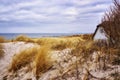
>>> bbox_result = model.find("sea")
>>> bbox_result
[0,33,82,40]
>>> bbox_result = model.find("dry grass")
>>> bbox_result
[0,36,5,43]
[15,35,29,41]
[111,49,120,65]
[14,35,34,43]
[72,39,120,71]
[63,34,93,40]
[75,41,98,67]
[9,47,38,72]
[0,44,4,58]
[51,40,70,50]
[12,34,86,50]
[34,46,53,78]
[110,71,120,80]
[9,45,54,78]
[36,37,83,50]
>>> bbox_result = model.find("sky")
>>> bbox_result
[0,0,113,33]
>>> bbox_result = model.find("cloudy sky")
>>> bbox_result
[0,0,113,33]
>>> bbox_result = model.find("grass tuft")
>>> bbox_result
[15,35,34,43]
[9,45,54,79]
[9,47,38,72]
[34,46,53,78]
[0,36,5,43]
[0,44,4,58]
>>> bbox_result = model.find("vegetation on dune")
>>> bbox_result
[14,35,34,43]
[0,44,4,58]
[67,39,120,79]
[102,0,120,46]
[98,0,120,67]
[9,45,54,79]
[15,35,29,41]
[51,40,71,50]
[71,40,98,67]
[36,37,83,50]
[9,47,38,72]
[80,34,93,40]
[34,46,53,79]
[111,49,120,65]
[0,36,5,43]
[12,34,90,51]
[64,34,93,40]
[13,34,87,50]
[110,71,120,80]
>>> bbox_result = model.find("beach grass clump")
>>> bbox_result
[9,45,54,78]
[34,46,53,78]
[0,44,4,58]
[15,35,34,42]
[9,47,38,72]
[0,36,5,43]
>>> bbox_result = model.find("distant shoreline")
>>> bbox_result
[0,33,92,40]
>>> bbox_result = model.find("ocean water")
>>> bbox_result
[0,33,81,40]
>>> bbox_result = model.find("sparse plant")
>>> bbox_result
[112,50,120,65]
[110,71,120,80]
[0,44,4,58]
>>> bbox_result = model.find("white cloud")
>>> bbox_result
[0,0,113,33]
[62,7,78,16]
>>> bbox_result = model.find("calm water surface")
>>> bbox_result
[0,33,82,40]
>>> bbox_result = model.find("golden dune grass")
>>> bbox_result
[9,47,38,72]
[14,34,86,50]
[0,36,5,43]
[9,45,53,78]
[36,37,83,50]
[0,44,4,58]
[15,35,34,43]
[34,46,53,78]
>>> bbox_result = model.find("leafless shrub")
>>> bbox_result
[102,0,120,46]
